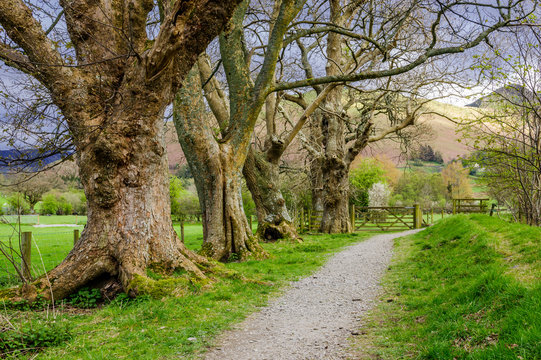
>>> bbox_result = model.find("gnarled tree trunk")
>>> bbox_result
[174,68,265,261]
[243,148,298,241]
[0,0,244,301]
[34,114,209,300]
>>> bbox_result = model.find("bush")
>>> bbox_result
[392,171,446,207]
[6,192,30,215]
[349,158,387,208]
[67,287,102,308]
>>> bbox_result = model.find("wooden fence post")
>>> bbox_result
[413,204,422,229]
[452,199,456,214]
[180,217,185,243]
[21,232,32,280]
[308,209,312,232]
[350,204,355,232]
[490,203,496,217]
[73,229,80,245]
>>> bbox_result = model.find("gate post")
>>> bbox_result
[413,204,422,229]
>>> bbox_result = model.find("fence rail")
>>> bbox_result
[452,198,490,214]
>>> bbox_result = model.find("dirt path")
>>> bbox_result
[202,229,423,360]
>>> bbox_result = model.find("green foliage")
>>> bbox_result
[0,322,71,356]
[2,295,48,310]
[391,170,446,207]
[349,158,387,207]
[242,187,255,218]
[6,192,30,215]
[39,191,85,215]
[178,191,201,220]
[66,287,102,308]
[357,215,541,359]
[40,194,59,215]
[169,175,184,218]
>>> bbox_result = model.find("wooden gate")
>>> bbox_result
[296,205,424,233]
[353,205,422,231]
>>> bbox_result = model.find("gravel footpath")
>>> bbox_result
[203,229,423,360]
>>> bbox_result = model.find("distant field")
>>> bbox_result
[397,161,444,174]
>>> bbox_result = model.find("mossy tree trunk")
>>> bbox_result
[174,73,263,260]
[243,148,298,241]
[173,0,305,251]
[34,116,209,300]
[0,0,242,300]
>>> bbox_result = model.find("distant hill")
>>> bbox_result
[0,149,68,172]
[466,84,534,108]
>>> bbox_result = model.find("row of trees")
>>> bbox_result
[349,157,473,210]
[0,0,535,299]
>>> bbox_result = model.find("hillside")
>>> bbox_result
[363,101,476,165]
[465,84,533,108]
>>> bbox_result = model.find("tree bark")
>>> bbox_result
[31,115,209,300]
[243,148,298,241]
[174,68,265,261]
[309,111,325,214]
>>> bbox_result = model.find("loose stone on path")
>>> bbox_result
[203,229,423,360]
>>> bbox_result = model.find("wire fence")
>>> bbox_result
[0,215,39,225]
[0,230,78,288]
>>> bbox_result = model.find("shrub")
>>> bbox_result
[40,193,59,215]
[349,158,387,208]
[6,192,30,215]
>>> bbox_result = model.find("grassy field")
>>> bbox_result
[0,216,254,287]
[1,229,371,359]
[352,214,541,359]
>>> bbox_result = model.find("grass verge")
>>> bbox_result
[352,214,540,359]
[2,231,370,359]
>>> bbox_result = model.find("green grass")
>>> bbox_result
[0,224,84,286]
[2,228,371,359]
[353,214,541,359]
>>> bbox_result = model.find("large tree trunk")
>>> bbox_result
[173,69,265,261]
[320,154,351,233]
[320,107,351,233]
[315,0,351,233]
[30,116,208,300]
[309,111,325,214]
[243,148,298,241]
